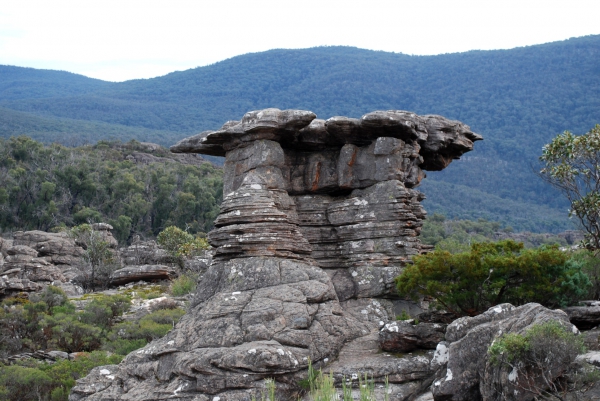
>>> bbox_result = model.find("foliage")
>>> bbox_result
[108,307,185,343]
[69,224,117,289]
[0,137,223,240]
[157,226,210,259]
[170,273,198,297]
[0,351,123,401]
[420,214,571,253]
[540,124,600,249]
[488,320,585,398]
[1,291,135,355]
[0,288,185,400]
[568,249,600,299]
[297,359,386,401]
[80,294,131,330]
[396,240,591,317]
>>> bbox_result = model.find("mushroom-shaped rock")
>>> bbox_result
[72,108,481,401]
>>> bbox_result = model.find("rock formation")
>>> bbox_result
[71,108,482,400]
[431,303,580,401]
[0,230,86,296]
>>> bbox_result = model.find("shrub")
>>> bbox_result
[157,226,210,267]
[488,320,585,397]
[70,224,118,289]
[170,273,197,297]
[396,240,591,317]
[81,294,131,330]
[108,308,185,343]
[0,364,52,401]
[29,286,69,311]
[41,313,103,353]
[102,338,147,355]
[157,226,194,258]
[0,351,124,401]
[569,249,600,299]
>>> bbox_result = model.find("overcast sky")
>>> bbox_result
[1,0,599,82]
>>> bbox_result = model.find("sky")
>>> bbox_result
[1,0,599,82]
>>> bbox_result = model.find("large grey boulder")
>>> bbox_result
[432,303,580,401]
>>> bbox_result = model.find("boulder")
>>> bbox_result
[379,320,446,353]
[563,301,600,330]
[2,245,66,283]
[109,265,177,286]
[432,303,580,401]
[0,275,42,296]
[119,239,171,266]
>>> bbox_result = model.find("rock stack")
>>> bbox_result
[71,109,481,400]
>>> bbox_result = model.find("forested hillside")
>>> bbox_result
[1,35,599,231]
[0,137,222,241]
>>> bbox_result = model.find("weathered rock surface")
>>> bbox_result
[563,301,600,330]
[432,303,580,401]
[119,238,172,266]
[110,265,178,286]
[379,320,446,353]
[72,108,480,400]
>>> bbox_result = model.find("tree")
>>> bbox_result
[540,124,600,250]
[70,224,117,289]
[396,240,591,317]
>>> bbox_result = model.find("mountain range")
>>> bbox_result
[1,35,600,232]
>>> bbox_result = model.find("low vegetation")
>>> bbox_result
[488,321,595,398]
[396,240,591,317]
[420,214,572,252]
[0,286,186,400]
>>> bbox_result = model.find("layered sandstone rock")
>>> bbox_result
[71,108,481,400]
[0,228,120,297]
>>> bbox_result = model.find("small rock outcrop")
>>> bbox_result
[110,265,178,286]
[432,303,579,401]
[0,228,119,297]
[379,320,447,353]
[563,301,600,330]
[71,108,481,400]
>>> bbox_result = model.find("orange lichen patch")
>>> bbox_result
[311,161,322,191]
[348,148,357,167]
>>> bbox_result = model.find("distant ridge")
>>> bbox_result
[1,34,599,232]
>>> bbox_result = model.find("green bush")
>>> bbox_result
[41,313,103,353]
[157,226,210,267]
[569,249,600,299]
[0,351,123,401]
[108,308,185,343]
[81,294,131,330]
[488,321,585,397]
[396,240,591,317]
[157,226,194,257]
[170,273,197,296]
[102,338,147,355]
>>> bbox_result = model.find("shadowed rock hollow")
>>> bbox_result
[70,109,481,401]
